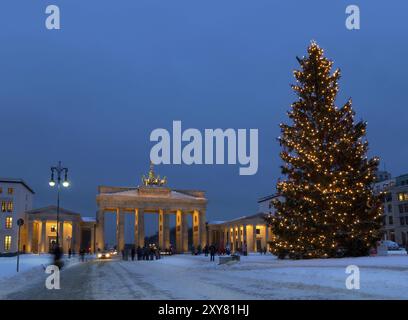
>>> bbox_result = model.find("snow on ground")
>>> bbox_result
[91,254,408,300]
[0,254,92,299]
[0,254,91,280]
[0,254,52,279]
[0,254,53,299]
[1,253,408,299]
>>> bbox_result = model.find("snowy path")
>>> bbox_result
[1,255,408,299]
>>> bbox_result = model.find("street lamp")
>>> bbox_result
[49,161,70,248]
[16,218,24,272]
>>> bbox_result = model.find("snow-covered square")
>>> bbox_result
[1,253,407,300]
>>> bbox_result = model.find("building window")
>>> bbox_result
[405,204,408,213]
[256,228,261,235]
[388,204,392,213]
[0,187,2,194]
[5,217,12,229]
[400,204,404,214]
[382,216,386,226]
[405,216,408,225]
[7,188,13,195]
[401,217,405,226]
[398,192,408,202]
[389,216,393,225]
[4,236,11,251]
[1,201,6,212]
[7,201,13,212]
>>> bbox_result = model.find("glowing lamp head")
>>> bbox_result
[62,180,70,188]
[49,180,56,187]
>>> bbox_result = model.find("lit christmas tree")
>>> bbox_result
[268,41,382,259]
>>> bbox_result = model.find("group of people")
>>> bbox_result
[197,242,270,261]
[120,245,177,261]
[51,245,91,269]
[99,241,270,263]
[192,244,218,261]
[67,247,88,262]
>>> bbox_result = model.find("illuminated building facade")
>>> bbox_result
[95,164,207,253]
[23,206,96,254]
[207,195,277,253]
[0,178,34,254]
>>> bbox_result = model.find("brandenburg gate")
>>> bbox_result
[95,164,207,253]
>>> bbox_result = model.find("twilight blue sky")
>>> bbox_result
[0,1,407,239]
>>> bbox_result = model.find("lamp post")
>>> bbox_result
[16,218,24,272]
[93,222,97,254]
[49,161,70,248]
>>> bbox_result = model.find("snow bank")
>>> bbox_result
[2,253,407,299]
[0,254,95,299]
[144,254,408,299]
[0,254,52,280]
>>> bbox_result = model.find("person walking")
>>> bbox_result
[53,245,64,269]
[137,246,142,260]
[204,244,209,257]
[131,246,136,261]
[242,242,247,256]
[68,247,72,259]
[79,248,85,262]
[209,244,216,262]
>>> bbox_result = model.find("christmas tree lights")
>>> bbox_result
[267,41,382,259]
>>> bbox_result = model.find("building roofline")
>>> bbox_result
[0,178,35,194]
[207,220,226,225]
[26,205,80,216]
[81,217,96,223]
[208,212,267,226]
[257,194,277,203]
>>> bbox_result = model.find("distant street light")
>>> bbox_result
[62,180,70,188]
[49,161,70,248]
